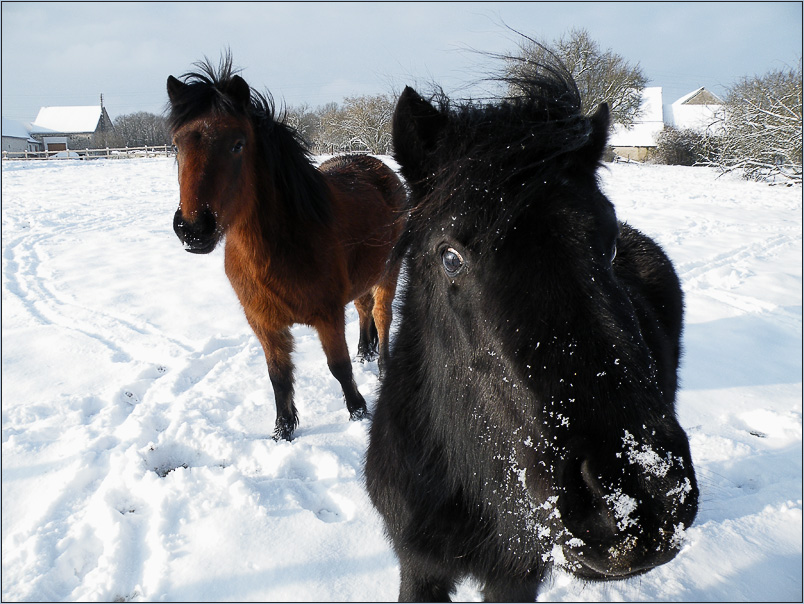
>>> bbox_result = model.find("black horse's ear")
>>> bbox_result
[392,86,447,184]
[228,74,251,108]
[167,75,186,104]
[583,102,610,164]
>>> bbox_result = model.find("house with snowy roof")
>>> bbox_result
[29,102,114,151]
[608,86,724,160]
[2,118,42,153]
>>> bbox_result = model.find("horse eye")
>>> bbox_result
[232,141,244,154]
[441,247,465,277]
[611,242,617,263]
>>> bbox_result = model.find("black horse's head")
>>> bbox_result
[390,64,697,580]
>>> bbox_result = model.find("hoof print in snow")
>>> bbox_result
[146,445,193,477]
[316,507,342,523]
[153,462,188,478]
[117,507,136,515]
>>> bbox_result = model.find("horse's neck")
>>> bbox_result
[230,187,312,273]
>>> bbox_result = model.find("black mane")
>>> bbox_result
[167,53,331,224]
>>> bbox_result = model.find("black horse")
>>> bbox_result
[365,62,698,602]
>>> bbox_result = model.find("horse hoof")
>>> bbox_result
[273,419,296,441]
[356,351,379,364]
[349,407,369,422]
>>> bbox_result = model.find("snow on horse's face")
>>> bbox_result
[366,66,698,600]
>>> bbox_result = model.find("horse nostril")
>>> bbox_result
[579,459,606,498]
[560,456,619,541]
[190,208,215,235]
[173,207,218,252]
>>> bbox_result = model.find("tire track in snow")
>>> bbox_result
[677,233,794,282]
[2,226,195,363]
[678,232,802,324]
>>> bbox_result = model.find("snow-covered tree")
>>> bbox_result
[284,103,321,149]
[709,62,802,184]
[338,94,394,155]
[315,95,394,155]
[316,102,349,153]
[112,112,171,147]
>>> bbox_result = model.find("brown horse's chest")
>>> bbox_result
[224,237,345,329]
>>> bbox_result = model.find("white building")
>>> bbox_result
[2,118,41,153]
[29,104,114,151]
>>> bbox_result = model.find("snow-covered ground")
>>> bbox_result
[2,157,801,602]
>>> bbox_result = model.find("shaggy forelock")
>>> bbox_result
[166,53,279,134]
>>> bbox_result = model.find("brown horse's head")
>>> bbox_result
[167,60,257,254]
[166,55,332,254]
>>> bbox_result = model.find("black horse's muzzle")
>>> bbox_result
[555,432,698,581]
[173,207,220,254]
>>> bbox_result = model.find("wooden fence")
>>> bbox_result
[2,145,175,161]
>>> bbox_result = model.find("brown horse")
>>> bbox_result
[166,56,404,440]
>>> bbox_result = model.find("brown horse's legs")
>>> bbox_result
[354,293,378,362]
[252,325,297,440]
[315,313,369,421]
[373,264,400,379]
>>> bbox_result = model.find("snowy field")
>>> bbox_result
[2,157,801,602]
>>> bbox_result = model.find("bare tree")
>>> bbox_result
[314,95,394,155]
[317,102,349,154]
[112,112,171,147]
[284,102,321,149]
[654,126,711,166]
[708,61,802,183]
[506,29,648,127]
[338,94,395,155]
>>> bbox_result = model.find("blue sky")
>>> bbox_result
[2,2,801,122]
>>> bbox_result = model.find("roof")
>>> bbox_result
[2,117,35,140]
[30,106,104,134]
[673,87,723,106]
